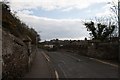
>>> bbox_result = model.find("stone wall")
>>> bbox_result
[0,28,2,79]
[2,30,36,79]
[86,43,119,60]
[27,45,37,71]
[61,41,118,60]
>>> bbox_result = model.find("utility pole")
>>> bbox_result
[118,0,120,62]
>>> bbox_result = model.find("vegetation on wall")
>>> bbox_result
[1,2,40,44]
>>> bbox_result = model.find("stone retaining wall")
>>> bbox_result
[2,30,37,79]
[86,43,119,60]
[61,42,118,60]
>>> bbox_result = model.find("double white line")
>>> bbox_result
[42,52,59,80]
[42,52,50,62]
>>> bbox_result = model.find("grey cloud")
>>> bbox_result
[17,13,90,41]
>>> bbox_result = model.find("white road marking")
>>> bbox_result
[42,52,50,62]
[89,58,118,68]
[65,53,82,62]
[60,61,66,64]
[55,70,59,80]
[58,64,67,78]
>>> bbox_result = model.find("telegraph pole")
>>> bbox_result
[118,0,120,62]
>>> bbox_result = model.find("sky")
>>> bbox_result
[5,0,117,41]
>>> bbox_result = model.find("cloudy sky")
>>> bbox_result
[7,0,117,41]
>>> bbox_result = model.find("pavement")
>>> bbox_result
[24,49,55,78]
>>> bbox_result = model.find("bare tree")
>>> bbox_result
[84,21,116,41]
[108,1,118,21]
[108,0,119,37]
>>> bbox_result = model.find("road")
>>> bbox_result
[24,49,118,79]
[45,50,118,78]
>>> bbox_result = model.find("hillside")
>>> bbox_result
[1,2,40,44]
[1,2,40,79]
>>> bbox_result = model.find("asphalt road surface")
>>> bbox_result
[24,49,118,79]
[45,50,118,78]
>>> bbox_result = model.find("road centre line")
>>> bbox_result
[64,53,81,62]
